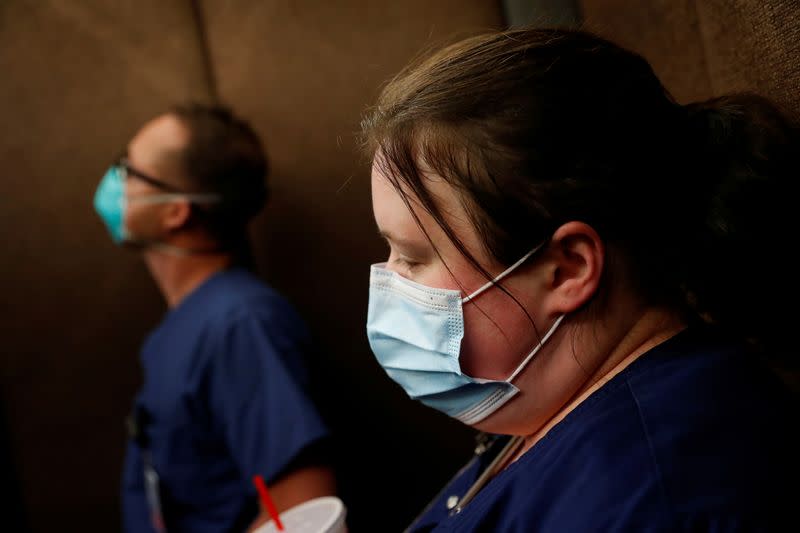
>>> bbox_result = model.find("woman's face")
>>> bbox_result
[370,158,549,381]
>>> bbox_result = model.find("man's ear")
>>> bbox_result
[543,221,604,314]
[161,200,192,232]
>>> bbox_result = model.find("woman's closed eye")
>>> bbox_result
[378,230,431,276]
[393,256,421,269]
[386,250,426,277]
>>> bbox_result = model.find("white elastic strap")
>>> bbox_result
[506,314,565,383]
[461,243,544,304]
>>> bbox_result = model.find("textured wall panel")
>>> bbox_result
[582,0,800,117]
[0,1,210,530]
[695,0,800,117]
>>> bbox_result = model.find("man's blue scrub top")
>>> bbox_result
[122,268,329,532]
[408,327,797,532]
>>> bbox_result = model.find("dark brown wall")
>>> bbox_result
[0,2,211,530]
[581,0,800,116]
[0,1,503,531]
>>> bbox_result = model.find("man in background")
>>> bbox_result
[94,104,335,532]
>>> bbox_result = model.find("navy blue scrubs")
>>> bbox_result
[409,327,797,532]
[122,268,329,532]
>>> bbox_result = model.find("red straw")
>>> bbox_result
[253,474,284,531]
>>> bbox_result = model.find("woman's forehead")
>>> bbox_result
[370,158,488,260]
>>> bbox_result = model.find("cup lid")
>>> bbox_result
[254,496,346,533]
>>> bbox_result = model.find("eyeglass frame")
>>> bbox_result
[115,156,185,193]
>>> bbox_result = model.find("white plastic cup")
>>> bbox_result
[254,496,347,533]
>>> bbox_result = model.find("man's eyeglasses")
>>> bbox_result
[115,157,183,193]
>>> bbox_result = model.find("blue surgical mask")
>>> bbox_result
[93,165,219,245]
[367,244,565,425]
[94,166,128,243]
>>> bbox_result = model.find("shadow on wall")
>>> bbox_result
[0,401,28,531]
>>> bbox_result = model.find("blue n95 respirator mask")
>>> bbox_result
[367,244,564,425]
[93,165,219,244]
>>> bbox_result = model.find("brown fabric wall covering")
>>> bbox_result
[582,0,800,118]
[1,1,218,531]
[694,0,800,116]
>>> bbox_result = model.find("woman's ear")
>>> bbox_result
[544,221,604,314]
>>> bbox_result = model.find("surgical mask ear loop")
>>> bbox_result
[506,314,566,382]
[462,243,544,304]
[457,239,566,384]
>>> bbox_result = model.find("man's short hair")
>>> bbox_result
[171,104,268,245]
